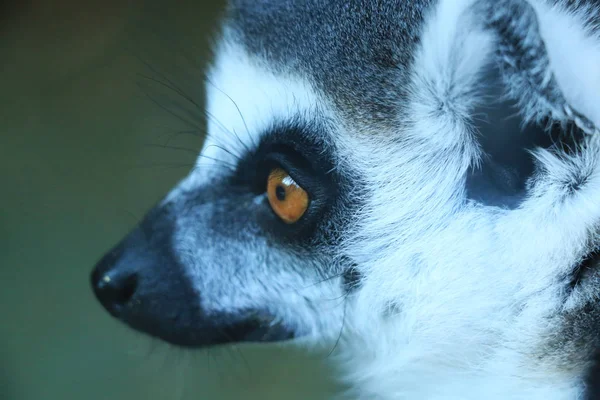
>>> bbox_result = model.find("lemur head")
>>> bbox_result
[92,0,600,397]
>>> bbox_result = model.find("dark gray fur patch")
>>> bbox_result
[542,271,600,399]
[585,351,600,400]
[472,0,600,135]
[225,0,433,129]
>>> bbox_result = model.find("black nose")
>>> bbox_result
[91,243,139,317]
[90,204,299,348]
[89,220,214,347]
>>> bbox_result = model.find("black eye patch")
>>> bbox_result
[222,119,357,247]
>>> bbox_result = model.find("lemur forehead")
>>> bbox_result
[223,0,431,129]
[205,38,329,153]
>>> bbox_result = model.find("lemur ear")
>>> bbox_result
[477,0,600,135]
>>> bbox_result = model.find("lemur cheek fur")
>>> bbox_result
[90,1,600,399]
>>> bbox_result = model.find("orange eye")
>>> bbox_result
[267,168,309,224]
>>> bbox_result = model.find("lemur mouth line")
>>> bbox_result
[129,312,296,349]
[219,313,296,345]
[569,248,600,289]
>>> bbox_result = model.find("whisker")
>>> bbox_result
[206,79,254,149]
[137,82,204,131]
[153,128,207,148]
[204,110,252,154]
[142,142,199,155]
[196,154,237,169]
[137,71,201,111]
[229,344,253,381]
[126,161,195,169]
[211,329,252,383]
[300,271,346,290]
[326,293,348,359]
[117,208,141,225]
[204,144,243,162]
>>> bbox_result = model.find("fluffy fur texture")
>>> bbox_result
[209,0,600,398]
[91,0,600,399]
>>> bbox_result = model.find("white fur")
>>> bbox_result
[197,1,600,399]
[203,34,328,167]
[337,1,600,398]
[531,0,600,127]
[165,35,330,201]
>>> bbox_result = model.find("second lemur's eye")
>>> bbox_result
[267,168,309,224]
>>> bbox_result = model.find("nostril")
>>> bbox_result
[92,270,139,316]
[116,274,138,305]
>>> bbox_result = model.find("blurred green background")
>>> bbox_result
[0,1,340,399]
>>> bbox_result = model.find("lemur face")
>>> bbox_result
[92,1,600,398]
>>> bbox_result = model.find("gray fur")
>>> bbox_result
[91,1,600,398]
[226,0,432,129]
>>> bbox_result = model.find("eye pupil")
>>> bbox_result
[275,185,286,201]
[267,167,309,224]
